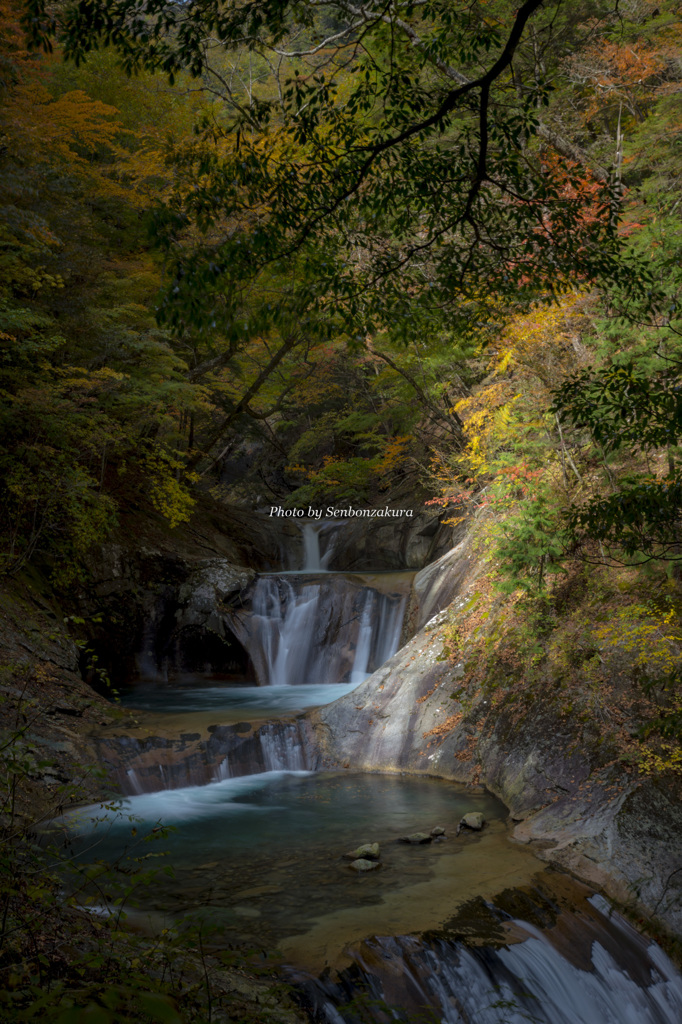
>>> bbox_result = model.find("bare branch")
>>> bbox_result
[188,332,303,466]
[334,0,609,182]
[272,18,365,57]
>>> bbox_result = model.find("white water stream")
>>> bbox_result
[309,903,682,1024]
[301,521,337,571]
[237,574,408,688]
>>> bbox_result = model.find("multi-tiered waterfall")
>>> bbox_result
[230,520,409,688]
[230,570,409,688]
[66,517,682,1024]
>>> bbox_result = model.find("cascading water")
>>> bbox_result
[224,518,411,692]
[99,520,413,791]
[300,519,345,571]
[70,516,682,1023]
[300,897,682,1024]
[231,572,409,688]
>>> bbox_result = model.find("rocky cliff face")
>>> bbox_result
[310,531,682,938]
[0,575,128,817]
[75,501,453,687]
[95,716,320,793]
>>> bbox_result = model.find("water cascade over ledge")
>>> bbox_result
[298,891,682,1023]
[229,572,410,688]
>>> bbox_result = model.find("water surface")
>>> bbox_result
[65,771,525,961]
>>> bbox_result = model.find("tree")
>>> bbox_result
[0,0,211,578]
[553,364,682,561]
[20,0,649,471]
[24,2,637,307]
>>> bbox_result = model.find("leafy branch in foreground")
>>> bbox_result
[24,0,643,342]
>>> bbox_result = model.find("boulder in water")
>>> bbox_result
[430,826,446,836]
[398,832,432,844]
[458,812,485,834]
[349,858,380,872]
[343,842,380,861]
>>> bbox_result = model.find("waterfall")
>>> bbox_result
[299,901,682,1024]
[212,719,313,781]
[100,719,319,794]
[249,577,320,687]
[349,591,373,683]
[230,573,410,687]
[125,767,144,795]
[258,720,309,772]
[81,518,682,1024]
[301,520,342,571]
[302,522,324,571]
[135,617,163,681]
[373,586,408,666]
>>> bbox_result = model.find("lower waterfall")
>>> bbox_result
[299,900,682,1023]
[97,717,319,793]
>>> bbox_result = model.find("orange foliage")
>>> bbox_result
[423,712,463,740]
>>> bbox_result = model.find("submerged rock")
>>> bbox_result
[344,843,380,861]
[349,858,380,872]
[398,832,432,844]
[459,812,485,833]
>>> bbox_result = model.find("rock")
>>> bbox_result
[430,826,446,836]
[398,832,432,844]
[458,812,485,834]
[343,842,380,861]
[349,858,380,872]
[233,885,283,899]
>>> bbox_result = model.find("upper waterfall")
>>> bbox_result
[300,520,343,572]
[222,518,413,687]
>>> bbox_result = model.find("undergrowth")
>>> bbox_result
[438,550,682,780]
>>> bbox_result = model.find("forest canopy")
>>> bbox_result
[1,0,681,581]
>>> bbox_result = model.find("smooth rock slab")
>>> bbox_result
[349,858,380,872]
[430,826,446,836]
[343,843,380,861]
[398,832,433,844]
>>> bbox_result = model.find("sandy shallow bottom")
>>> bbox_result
[278,819,547,972]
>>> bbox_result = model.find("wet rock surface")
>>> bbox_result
[298,870,682,1023]
[0,579,128,816]
[459,812,485,832]
[403,531,474,639]
[348,858,380,872]
[94,715,320,793]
